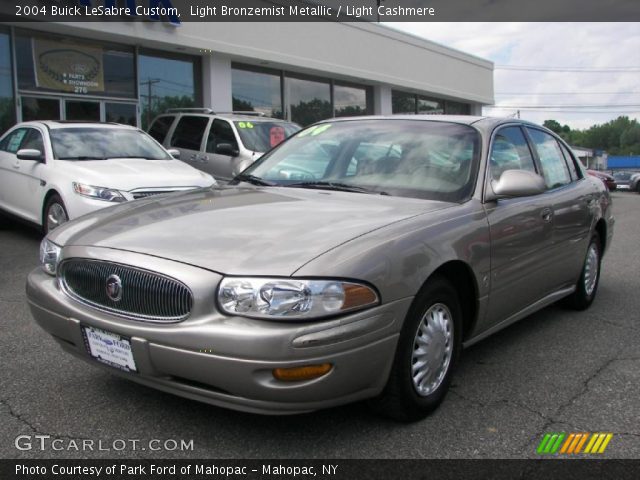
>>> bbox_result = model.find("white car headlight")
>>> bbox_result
[39,238,62,275]
[73,182,126,203]
[218,277,379,319]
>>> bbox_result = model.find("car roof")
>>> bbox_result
[314,115,544,131]
[20,121,138,130]
[155,111,295,123]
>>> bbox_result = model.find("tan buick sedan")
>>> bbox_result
[27,116,614,421]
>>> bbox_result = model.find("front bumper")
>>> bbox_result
[26,252,410,415]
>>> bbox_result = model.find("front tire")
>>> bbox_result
[564,234,601,310]
[370,276,462,422]
[43,194,68,234]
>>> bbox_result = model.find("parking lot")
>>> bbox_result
[1,192,638,460]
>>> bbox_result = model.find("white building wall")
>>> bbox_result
[18,21,494,107]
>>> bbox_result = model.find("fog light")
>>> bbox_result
[272,364,332,382]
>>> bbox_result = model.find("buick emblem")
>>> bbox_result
[106,274,123,302]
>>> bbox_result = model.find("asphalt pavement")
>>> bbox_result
[1,192,638,459]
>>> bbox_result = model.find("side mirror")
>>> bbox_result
[216,143,239,157]
[167,149,181,159]
[487,169,546,201]
[16,149,44,161]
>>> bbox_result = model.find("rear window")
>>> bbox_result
[234,121,301,153]
[170,116,209,150]
[148,116,175,143]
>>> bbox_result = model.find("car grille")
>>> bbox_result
[59,260,193,322]
[131,190,175,200]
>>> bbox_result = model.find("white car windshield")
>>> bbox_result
[51,128,172,161]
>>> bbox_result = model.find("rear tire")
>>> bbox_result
[563,234,601,310]
[43,194,68,234]
[370,276,462,422]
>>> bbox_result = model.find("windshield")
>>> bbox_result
[51,128,172,160]
[237,120,481,202]
[233,121,300,153]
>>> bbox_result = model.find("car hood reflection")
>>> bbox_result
[51,186,451,276]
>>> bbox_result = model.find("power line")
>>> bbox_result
[495,92,640,96]
[486,104,640,109]
[495,65,640,72]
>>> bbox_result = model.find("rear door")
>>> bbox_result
[168,115,210,170]
[484,125,555,323]
[526,127,593,288]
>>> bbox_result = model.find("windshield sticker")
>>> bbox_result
[237,122,254,129]
[297,124,333,138]
[270,126,286,147]
[8,130,27,152]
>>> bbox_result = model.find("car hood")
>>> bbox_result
[55,158,214,190]
[51,187,451,276]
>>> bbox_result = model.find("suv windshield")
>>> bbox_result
[239,120,481,202]
[51,128,172,161]
[233,121,300,153]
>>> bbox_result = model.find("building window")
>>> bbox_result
[392,90,417,114]
[418,95,444,114]
[232,64,371,126]
[286,75,331,127]
[15,31,135,99]
[334,83,369,117]
[21,97,60,122]
[445,100,471,115]
[0,28,15,135]
[232,65,283,118]
[393,90,470,115]
[139,50,201,129]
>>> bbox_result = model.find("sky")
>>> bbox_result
[386,22,640,130]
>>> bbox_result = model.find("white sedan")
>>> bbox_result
[0,121,216,233]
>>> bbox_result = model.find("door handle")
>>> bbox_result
[541,208,553,222]
[189,154,197,161]
[12,162,20,169]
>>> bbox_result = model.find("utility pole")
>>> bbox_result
[140,79,161,128]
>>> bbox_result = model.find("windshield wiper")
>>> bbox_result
[234,173,277,186]
[286,181,390,195]
[57,156,106,160]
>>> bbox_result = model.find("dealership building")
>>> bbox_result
[0,19,494,134]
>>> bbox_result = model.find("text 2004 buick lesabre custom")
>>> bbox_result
[27,116,613,421]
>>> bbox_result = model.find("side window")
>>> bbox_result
[527,128,572,189]
[559,142,582,180]
[489,126,536,180]
[206,119,239,155]
[0,128,28,153]
[148,116,175,143]
[20,129,45,154]
[170,116,209,150]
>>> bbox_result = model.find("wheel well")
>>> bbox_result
[595,219,607,253]
[41,189,60,225]
[430,261,478,342]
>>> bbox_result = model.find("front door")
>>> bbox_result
[484,125,555,324]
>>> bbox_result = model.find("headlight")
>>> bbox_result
[39,238,62,275]
[73,182,126,202]
[218,278,379,319]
